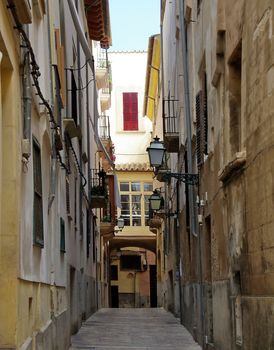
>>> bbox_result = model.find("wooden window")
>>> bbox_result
[131,182,141,192]
[195,73,208,167]
[120,181,151,226]
[144,195,150,226]
[123,92,138,131]
[121,194,130,226]
[144,182,153,192]
[60,217,65,253]
[132,195,141,226]
[120,182,129,191]
[33,138,44,247]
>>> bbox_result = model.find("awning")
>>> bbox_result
[84,0,112,49]
[143,34,161,121]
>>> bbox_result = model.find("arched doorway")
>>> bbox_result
[109,239,157,308]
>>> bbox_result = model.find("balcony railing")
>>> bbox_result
[95,49,111,90]
[98,114,110,140]
[100,81,111,112]
[163,95,179,152]
[90,168,107,208]
[99,175,116,238]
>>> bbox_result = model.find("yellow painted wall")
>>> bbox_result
[0,2,21,347]
[17,281,67,347]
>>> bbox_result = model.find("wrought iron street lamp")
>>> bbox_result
[149,190,162,211]
[146,137,199,186]
[117,217,125,230]
[146,136,165,168]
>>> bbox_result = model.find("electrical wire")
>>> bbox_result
[65,133,87,187]
[7,0,87,183]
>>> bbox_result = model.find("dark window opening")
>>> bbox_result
[120,255,141,271]
[111,265,118,280]
[228,41,242,155]
[71,71,78,125]
[33,138,44,247]
[60,217,65,253]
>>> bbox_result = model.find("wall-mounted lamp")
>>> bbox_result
[149,189,163,211]
[117,217,125,230]
[146,136,199,186]
[148,189,176,218]
[114,217,125,235]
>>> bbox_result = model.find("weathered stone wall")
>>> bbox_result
[178,0,274,349]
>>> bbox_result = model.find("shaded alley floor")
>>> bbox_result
[69,308,201,350]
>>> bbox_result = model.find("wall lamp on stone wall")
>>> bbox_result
[146,136,199,186]
[148,189,177,219]
[149,189,163,211]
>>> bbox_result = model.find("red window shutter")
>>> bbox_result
[123,92,138,130]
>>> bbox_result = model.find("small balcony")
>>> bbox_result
[163,96,179,152]
[95,50,109,90]
[98,114,111,143]
[100,84,111,112]
[99,174,116,240]
[98,114,115,171]
[90,168,107,209]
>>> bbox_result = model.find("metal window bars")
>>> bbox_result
[98,114,110,140]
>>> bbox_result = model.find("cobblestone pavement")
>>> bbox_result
[70,308,201,350]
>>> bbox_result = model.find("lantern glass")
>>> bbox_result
[117,217,125,229]
[146,137,166,168]
[149,191,162,211]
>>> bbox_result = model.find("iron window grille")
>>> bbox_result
[163,93,179,135]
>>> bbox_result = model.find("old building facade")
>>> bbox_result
[147,0,274,349]
[106,50,158,309]
[0,0,114,349]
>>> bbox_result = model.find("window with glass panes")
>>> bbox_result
[120,181,153,226]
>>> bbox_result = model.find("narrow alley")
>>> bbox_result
[70,308,201,350]
[1,0,274,349]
